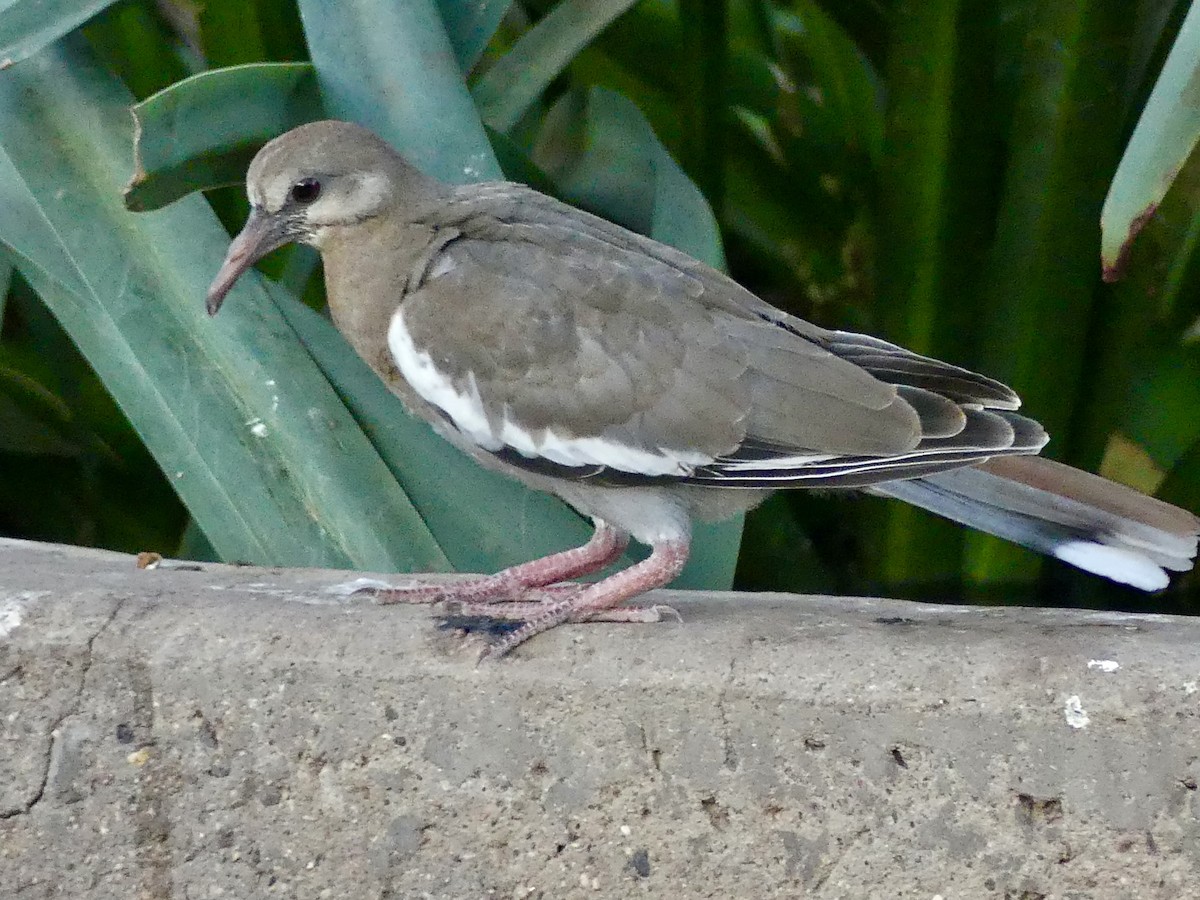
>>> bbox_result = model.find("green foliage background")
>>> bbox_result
[1,0,1198,613]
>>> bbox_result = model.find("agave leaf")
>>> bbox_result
[0,0,120,67]
[0,35,448,573]
[296,0,500,182]
[473,0,640,132]
[1102,0,1200,280]
[436,0,514,72]
[125,63,323,212]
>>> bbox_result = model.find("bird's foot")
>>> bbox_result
[355,581,450,605]
[436,591,680,660]
[445,595,680,625]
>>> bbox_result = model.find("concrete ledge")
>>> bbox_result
[1,537,1198,899]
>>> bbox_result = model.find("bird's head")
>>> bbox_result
[206,119,441,315]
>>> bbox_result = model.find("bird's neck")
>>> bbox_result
[318,216,437,377]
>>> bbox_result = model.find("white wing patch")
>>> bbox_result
[387,307,712,476]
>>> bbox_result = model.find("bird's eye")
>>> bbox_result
[290,177,321,204]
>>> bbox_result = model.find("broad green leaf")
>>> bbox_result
[1073,129,1200,484]
[126,61,557,208]
[677,0,728,202]
[436,0,514,72]
[472,0,640,132]
[0,0,119,66]
[1120,346,1200,468]
[534,87,740,588]
[125,62,323,211]
[1102,0,1200,280]
[0,35,448,573]
[296,0,501,182]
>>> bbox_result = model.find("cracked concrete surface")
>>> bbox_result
[1,537,1199,899]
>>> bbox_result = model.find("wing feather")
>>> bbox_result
[396,183,1045,486]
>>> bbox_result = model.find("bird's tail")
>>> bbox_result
[868,455,1200,590]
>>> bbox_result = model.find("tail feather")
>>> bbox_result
[869,455,1199,590]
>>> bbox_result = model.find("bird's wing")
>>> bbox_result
[392,183,1043,486]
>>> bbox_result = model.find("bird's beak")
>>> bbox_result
[206,208,291,316]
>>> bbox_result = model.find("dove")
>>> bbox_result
[207,120,1199,657]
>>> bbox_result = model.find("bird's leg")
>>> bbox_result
[361,520,628,605]
[476,538,690,660]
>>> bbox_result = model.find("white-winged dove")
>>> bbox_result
[208,120,1200,658]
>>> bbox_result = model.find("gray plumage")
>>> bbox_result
[207,120,1200,656]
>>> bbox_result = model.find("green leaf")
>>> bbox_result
[125,62,324,211]
[296,0,501,182]
[0,363,111,458]
[533,86,740,588]
[0,246,11,322]
[472,0,640,132]
[1102,0,1200,280]
[775,2,885,167]
[536,87,726,268]
[1072,125,1200,483]
[437,0,513,72]
[678,0,728,202]
[125,60,557,208]
[1122,346,1200,467]
[197,0,268,67]
[0,0,120,67]
[0,35,448,573]
[83,0,193,100]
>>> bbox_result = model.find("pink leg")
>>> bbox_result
[479,538,690,660]
[363,520,629,605]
